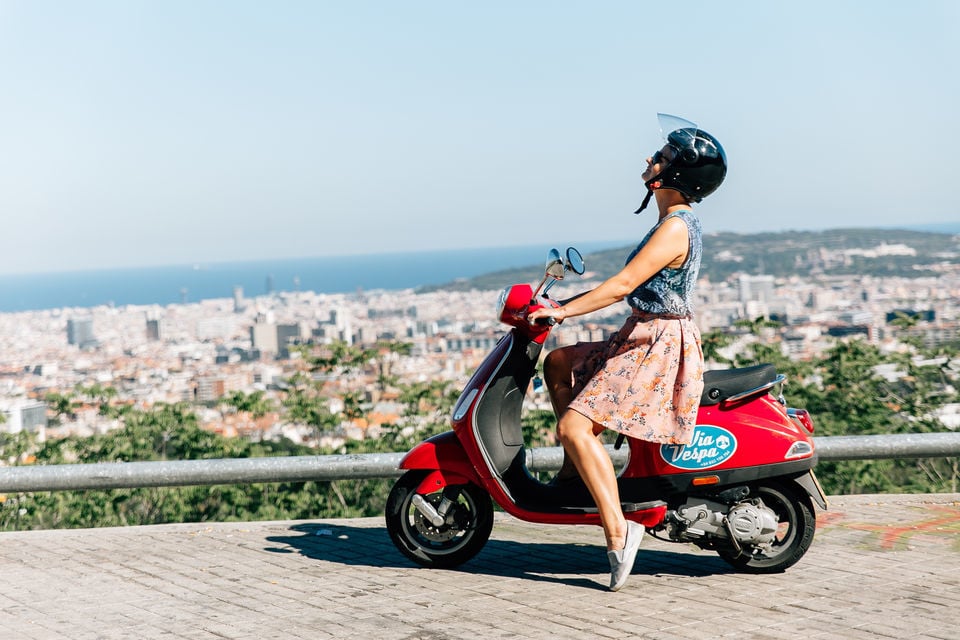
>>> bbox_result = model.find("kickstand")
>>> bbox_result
[614,433,626,450]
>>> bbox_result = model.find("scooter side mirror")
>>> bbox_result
[544,248,565,280]
[539,247,586,300]
[566,247,585,275]
[532,248,566,300]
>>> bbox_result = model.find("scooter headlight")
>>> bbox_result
[495,287,509,319]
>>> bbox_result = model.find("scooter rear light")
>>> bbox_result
[787,408,814,434]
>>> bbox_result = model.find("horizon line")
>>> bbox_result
[1,223,957,280]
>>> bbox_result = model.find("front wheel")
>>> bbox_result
[385,470,494,569]
[717,480,816,573]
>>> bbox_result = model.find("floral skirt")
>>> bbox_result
[566,311,704,445]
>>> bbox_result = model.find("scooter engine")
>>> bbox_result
[726,502,780,545]
[664,498,779,546]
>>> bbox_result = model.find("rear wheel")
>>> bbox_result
[385,470,494,569]
[717,480,816,573]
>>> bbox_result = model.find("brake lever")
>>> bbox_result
[556,290,591,306]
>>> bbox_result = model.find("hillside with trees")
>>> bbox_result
[421,227,960,292]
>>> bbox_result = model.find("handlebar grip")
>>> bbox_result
[532,316,557,327]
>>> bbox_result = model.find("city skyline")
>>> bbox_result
[1,2,958,276]
[3,255,958,442]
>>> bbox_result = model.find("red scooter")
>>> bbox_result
[385,248,827,573]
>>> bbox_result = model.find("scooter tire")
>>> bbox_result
[717,480,816,574]
[385,470,494,569]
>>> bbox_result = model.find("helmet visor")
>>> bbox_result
[657,113,699,143]
[636,113,702,214]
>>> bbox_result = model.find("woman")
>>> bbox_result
[528,115,727,591]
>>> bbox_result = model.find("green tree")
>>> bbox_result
[44,392,79,422]
[77,383,119,415]
[319,375,458,518]
[283,339,415,442]
[304,340,411,377]
[725,320,958,495]
[0,431,33,465]
[701,328,734,366]
[1,402,339,531]
[221,390,274,418]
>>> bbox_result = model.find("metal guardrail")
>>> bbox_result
[1,432,959,493]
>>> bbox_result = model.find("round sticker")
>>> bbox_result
[660,425,737,470]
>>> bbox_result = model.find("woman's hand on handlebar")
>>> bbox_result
[528,289,592,325]
[528,305,567,326]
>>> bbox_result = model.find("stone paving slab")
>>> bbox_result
[2,493,959,639]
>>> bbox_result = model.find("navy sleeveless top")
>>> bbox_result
[624,210,702,317]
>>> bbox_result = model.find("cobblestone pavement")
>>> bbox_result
[2,493,959,640]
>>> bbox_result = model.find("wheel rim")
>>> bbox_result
[399,489,481,558]
[745,486,799,563]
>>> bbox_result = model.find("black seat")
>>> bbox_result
[700,363,778,405]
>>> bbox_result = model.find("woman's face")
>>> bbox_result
[642,144,675,182]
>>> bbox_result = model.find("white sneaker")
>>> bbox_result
[607,521,644,592]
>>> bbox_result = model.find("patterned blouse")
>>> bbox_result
[624,209,702,317]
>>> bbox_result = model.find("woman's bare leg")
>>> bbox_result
[557,409,627,550]
[543,343,603,481]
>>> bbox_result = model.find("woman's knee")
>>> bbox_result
[557,411,593,446]
[559,412,607,444]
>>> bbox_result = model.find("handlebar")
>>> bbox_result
[528,289,592,327]
[530,316,557,327]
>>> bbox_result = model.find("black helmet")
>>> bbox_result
[635,114,727,213]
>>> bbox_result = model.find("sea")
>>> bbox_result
[0,242,622,314]
[5,222,956,315]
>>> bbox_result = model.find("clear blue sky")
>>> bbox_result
[1,1,957,274]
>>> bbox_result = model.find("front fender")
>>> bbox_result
[399,431,480,494]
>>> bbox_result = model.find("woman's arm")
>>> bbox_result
[530,217,690,323]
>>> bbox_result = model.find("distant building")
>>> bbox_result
[844,243,916,258]
[782,332,807,358]
[738,274,775,303]
[276,323,301,358]
[827,325,870,338]
[839,310,873,325]
[895,321,960,350]
[194,377,226,403]
[1,399,48,438]
[250,320,301,359]
[251,322,279,355]
[233,286,246,313]
[444,335,499,352]
[146,318,163,341]
[197,317,235,341]
[216,346,261,364]
[886,309,936,323]
[67,318,96,348]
